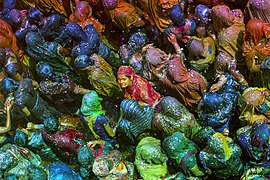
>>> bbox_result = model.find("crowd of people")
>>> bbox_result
[0,0,269,179]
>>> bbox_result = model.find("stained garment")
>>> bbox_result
[27,131,58,162]
[187,36,216,72]
[15,91,61,122]
[212,5,245,61]
[0,19,20,55]
[46,161,83,180]
[245,0,270,23]
[198,74,238,133]
[237,122,270,166]
[92,150,134,179]
[135,137,168,180]
[86,54,122,97]
[118,99,154,142]
[242,19,270,89]
[125,74,160,106]
[138,0,179,32]
[238,87,270,125]
[153,96,201,139]
[199,133,243,179]
[0,143,46,179]
[39,14,68,44]
[16,0,71,17]
[25,29,78,82]
[192,0,226,7]
[118,66,161,106]
[105,0,144,32]
[41,127,84,156]
[38,73,76,105]
[163,132,204,177]
[159,54,207,108]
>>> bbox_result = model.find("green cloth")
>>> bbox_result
[80,91,104,138]
[135,137,168,180]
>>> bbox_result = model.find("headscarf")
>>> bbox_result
[81,91,104,138]
[211,5,235,33]
[243,19,270,45]
[135,137,168,180]
[117,66,135,77]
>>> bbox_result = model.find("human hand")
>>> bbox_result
[26,122,35,130]
[5,97,14,111]
[167,33,177,45]
[87,140,104,148]
[209,84,221,92]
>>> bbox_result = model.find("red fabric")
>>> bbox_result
[125,74,160,106]
[117,66,135,77]
[42,128,84,155]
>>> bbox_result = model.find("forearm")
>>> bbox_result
[0,111,11,134]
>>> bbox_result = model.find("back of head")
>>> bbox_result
[14,130,28,147]
[170,4,185,26]
[27,7,43,27]
[74,54,94,69]
[36,62,53,80]
[0,78,19,96]
[65,22,86,42]
[44,115,59,133]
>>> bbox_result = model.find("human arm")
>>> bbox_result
[0,97,14,134]
[167,33,186,61]
[103,123,117,137]
[26,122,44,130]
[73,85,91,95]
[209,74,228,92]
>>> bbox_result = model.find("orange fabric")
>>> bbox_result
[242,19,270,72]
[0,19,19,56]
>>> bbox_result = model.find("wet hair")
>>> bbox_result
[170,4,185,26]
[27,7,43,27]
[0,78,19,95]
[44,115,59,133]
[36,62,53,80]
[74,55,94,69]
[14,130,28,146]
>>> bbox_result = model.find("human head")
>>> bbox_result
[78,145,95,165]
[27,7,44,27]
[44,115,59,133]
[211,5,235,33]
[75,1,92,21]
[0,78,19,96]
[74,54,94,69]
[244,19,270,45]
[170,4,185,26]
[80,90,103,116]
[128,32,148,52]
[14,130,28,147]
[36,62,53,80]
[117,66,135,89]
[65,22,87,42]
[8,9,23,29]
[195,4,211,24]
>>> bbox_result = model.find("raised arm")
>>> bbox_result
[0,98,14,134]
[167,33,186,61]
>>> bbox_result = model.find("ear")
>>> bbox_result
[130,75,134,81]
[181,35,190,43]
